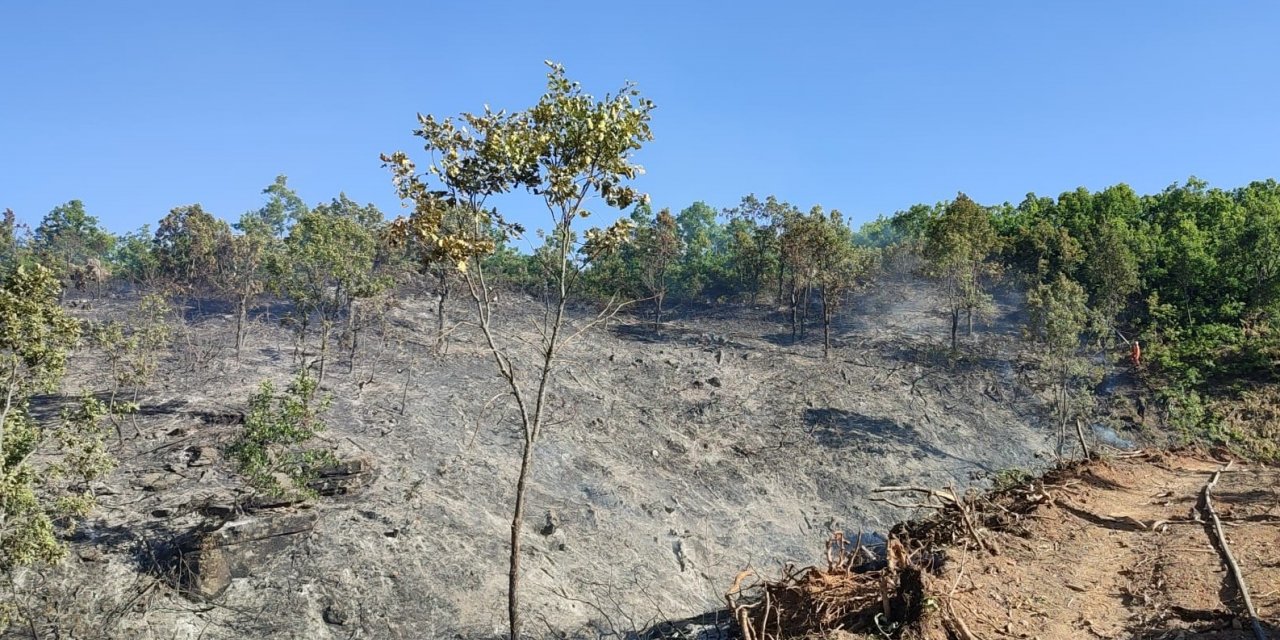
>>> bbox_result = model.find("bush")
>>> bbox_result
[227,369,334,496]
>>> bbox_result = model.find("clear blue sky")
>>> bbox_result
[4,1,1280,238]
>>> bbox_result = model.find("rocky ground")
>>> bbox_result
[14,276,1150,639]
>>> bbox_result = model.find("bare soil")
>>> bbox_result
[732,450,1280,640]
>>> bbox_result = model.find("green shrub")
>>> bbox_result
[227,369,334,496]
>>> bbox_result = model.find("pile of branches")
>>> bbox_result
[725,533,928,639]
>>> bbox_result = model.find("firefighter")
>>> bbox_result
[1131,340,1142,367]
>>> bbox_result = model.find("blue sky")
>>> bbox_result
[4,1,1280,240]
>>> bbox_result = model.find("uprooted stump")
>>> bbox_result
[726,533,938,640]
[171,510,319,600]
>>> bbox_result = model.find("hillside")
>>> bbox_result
[11,276,1133,639]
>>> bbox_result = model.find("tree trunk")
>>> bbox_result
[776,262,785,305]
[950,308,959,352]
[349,304,360,374]
[822,287,832,359]
[654,291,664,332]
[235,293,248,361]
[789,281,799,342]
[967,306,974,336]
[507,435,535,640]
[436,271,449,354]
[318,320,330,385]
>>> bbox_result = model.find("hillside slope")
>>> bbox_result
[20,278,1137,638]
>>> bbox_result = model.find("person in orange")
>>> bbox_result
[1131,340,1142,367]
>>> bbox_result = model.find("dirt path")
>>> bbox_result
[936,452,1279,639]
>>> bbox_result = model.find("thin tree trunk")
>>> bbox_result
[950,308,959,352]
[318,319,330,385]
[508,434,535,640]
[822,286,832,359]
[436,271,449,354]
[790,281,799,342]
[349,305,360,374]
[967,306,974,336]
[235,293,248,361]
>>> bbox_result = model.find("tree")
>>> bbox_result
[725,194,796,303]
[1026,273,1095,459]
[154,204,231,295]
[238,175,309,238]
[32,200,114,288]
[810,211,873,358]
[0,264,114,579]
[924,193,998,350]
[635,208,683,328]
[215,216,276,360]
[675,201,723,297]
[274,203,386,383]
[110,225,163,289]
[0,210,20,268]
[1080,218,1139,331]
[383,61,652,640]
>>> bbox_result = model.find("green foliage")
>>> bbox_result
[154,204,231,291]
[32,200,114,276]
[238,175,310,238]
[109,225,162,287]
[924,194,999,349]
[991,468,1033,492]
[89,294,172,409]
[0,265,115,574]
[227,369,333,496]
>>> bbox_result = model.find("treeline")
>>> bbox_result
[5,176,1280,401]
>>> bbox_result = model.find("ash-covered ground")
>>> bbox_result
[21,276,1144,638]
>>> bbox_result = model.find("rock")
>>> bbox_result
[307,456,376,497]
[177,534,232,600]
[175,510,319,600]
[539,511,558,536]
[90,482,120,496]
[136,472,180,492]
[200,502,237,519]
[187,446,219,467]
[706,376,722,388]
[322,603,349,626]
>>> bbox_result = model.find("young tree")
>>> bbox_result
[227,368,333,496]
[215,216,276,360]
[675,201,723,297]
[274,204,386,383]
[635,207,683,328]
[0,265,114,578]
[725,194,796,303]
[924,193,998,351]
[110,225,163,290]
[810,211,873,358]
[32,200,114,292]
[238,175,310,239]
[0,210,20,269]
[1026,273,1095,459]
[383,62,652,640]
[153,204,231,296]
